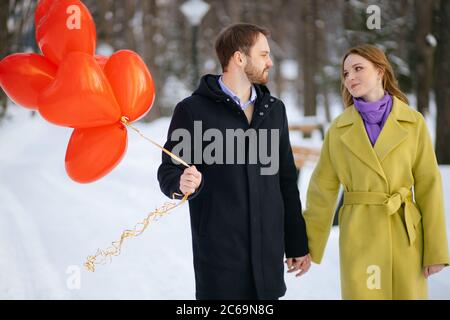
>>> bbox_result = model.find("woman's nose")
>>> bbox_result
[348,72,356,81]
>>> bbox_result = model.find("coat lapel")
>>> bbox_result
[374,96,416,162]
[338,96,417,182]
[339,106,387,182]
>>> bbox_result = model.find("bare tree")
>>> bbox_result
[435,0,450,164]
[1,0,446,128]
[95,0,115,46]
[315,0,332,122]
[414,0,438,115]
[141,0,162,121]
[299,0,318,117]
[0,0,36,119]
[0,0,8,119]
[123,0,137,50]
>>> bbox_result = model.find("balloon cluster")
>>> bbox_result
[0,0,156,183]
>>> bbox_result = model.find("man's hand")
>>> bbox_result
[423,264,446,279]
[286,253,311,277]
[179,165,202,195]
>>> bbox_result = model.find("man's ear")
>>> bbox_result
[233,51,246,66]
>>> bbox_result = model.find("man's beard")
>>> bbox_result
[244,60,269,85]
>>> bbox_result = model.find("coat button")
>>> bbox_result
[226,98,230,102]
[259,112,264,116]
[270,98,275,102]
[264,104,269,108]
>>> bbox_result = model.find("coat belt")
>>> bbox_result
[343,187,422,246]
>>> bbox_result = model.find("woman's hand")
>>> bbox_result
[286,253,311,277]
[423,264,446,278]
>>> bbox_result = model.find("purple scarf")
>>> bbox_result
[353,92,393,146]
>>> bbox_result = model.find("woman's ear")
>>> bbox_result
[377,68,385,81]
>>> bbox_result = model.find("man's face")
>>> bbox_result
[244,33,273,84]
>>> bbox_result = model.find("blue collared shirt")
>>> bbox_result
[218,76,257,110]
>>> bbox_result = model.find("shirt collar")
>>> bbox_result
[218,76,257,110]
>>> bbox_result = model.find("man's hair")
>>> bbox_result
[215,23,270,72]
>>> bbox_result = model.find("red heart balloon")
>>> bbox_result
[38,52,121,128]
[104,50,155,122]
[35,0,57,29]
[36,0,96,65]
[0,53,57,109]
[65,122,128,183]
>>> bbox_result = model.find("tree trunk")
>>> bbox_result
[227,0,241,23]
[142,0,161,122]
[414,0,436,115]
[270,0,288,99]
[0,0,9,119]
[301,0,317,117]
[316,0,330,122]
[124,0,136,51]
[435,0,450,164]
[96,0,115,46]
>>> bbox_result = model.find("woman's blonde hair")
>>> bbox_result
[340,44,408,107]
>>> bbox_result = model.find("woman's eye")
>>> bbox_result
[355,66,363,71]
[343,72,348,78]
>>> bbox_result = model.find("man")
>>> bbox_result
[158,23,310,300]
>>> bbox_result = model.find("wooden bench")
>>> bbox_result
[288,123,324,170]
[291,145,321,169]
[289,124,324,137]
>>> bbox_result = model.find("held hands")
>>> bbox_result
[286,253,311,277]
[179,165,202,195]
[423,264,446,279]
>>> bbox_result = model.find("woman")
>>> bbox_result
[303,44,449,299]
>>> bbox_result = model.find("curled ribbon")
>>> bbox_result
[84,117,190,272]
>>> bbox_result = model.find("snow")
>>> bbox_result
[160,76,192,110]
[389,55,411,76]
[179,0,210,26]
[280,60,298,81]
[426,34,437,48]
[0,106,195,299]
[96,43,114,56]
[0,103,449,299]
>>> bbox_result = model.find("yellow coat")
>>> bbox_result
[303,96,450,299]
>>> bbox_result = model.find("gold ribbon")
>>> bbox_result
[343,187,422,246]
[84,116,191,272]
[120,116,190,168]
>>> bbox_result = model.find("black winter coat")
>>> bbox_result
[158,74,308,299]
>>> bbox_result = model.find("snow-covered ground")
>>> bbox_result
[0,105,449,299]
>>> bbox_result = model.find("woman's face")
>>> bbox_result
[343,54,383,100]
